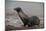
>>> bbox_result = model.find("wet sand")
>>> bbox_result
[5,19,44,31]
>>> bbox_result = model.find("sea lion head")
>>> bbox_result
[14,7,22,12]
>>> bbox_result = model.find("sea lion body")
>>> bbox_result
[28,16,40,27]
[14,7,40,27]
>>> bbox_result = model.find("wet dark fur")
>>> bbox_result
[14,7,40,27]
[28,16,40,27]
